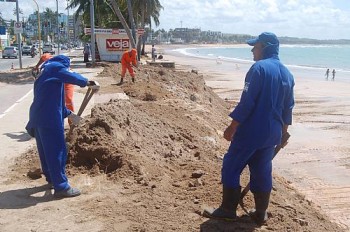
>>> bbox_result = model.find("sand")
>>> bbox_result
[0,45,349,231]
[158,44,350,229]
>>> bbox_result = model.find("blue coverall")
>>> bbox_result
[26,55,88,191]
[222,43,295,192]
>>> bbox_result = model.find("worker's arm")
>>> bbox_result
[223,119,240,141]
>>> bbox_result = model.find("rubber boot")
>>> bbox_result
[119,78,124,85]
[250,192,270,225]
[203,186,241,221]
[132,77,135,83]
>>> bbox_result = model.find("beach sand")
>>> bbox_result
[155,44,350,229]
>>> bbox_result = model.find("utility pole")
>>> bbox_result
[90,0,95,65]
[66,0,70,51]
[32,0,41,56]
[56,0,60,55]
[15,0,22,69]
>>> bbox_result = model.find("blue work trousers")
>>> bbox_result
[34,127,69,191]
[221,142,275,192]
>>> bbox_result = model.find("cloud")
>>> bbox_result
[156,0,350,39]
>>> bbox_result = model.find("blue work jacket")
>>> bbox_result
[230,44,295,148]
[26,55,88,131]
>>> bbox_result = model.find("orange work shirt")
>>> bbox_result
[121,49,137,67]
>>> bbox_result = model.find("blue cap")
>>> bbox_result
[247,32,279,46]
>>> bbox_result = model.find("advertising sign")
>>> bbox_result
[0,26,6,35]
[85,28,144,62]
[106,38,130,51]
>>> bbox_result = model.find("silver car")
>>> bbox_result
[2,46,18,59]
[22,45,32,55]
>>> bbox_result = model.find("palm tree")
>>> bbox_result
[42,8,56,42]
[67,0,163,51]
[108,0,136,48]
[133,0,163,54]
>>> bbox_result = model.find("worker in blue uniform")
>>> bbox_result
[26,55,97,198]
[204,32,295,225]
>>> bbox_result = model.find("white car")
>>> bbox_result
[42,44,55,55]
[2,46,19,59]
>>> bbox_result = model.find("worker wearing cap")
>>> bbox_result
[204,32,295,225]
[26,55,97,198]
[119,48,138,84]
[34,53,75,126]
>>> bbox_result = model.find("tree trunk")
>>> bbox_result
[108,0,136,48]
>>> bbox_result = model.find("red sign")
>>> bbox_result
[106,38,130,51]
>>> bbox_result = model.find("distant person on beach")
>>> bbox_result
[332,69,336,81]
[325,68,330,80]
[204,32,295,225]
[118,48,138,85]
[151,44,156,62]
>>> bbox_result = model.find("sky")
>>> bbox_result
[1,0,349,40]
[0,0,70,21]
[155,0,350,40]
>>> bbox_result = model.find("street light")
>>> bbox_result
[32,0,41,56]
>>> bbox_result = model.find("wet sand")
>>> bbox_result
[156,44,350,230]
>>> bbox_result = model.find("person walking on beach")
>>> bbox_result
[118,48,138,85]
[151,44,156,62]
[325,68,330,80]
[26,55,99,198]
[203,32,295,225]
[332,69,336,81]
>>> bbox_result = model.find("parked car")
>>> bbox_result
[42,44,55,55]
[2,46,19,59]
[60,44,68,50]
[22,45,32,55]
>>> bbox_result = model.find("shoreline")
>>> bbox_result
[155,44,350,79]
[156,44,350,229]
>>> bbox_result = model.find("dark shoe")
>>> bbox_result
[250,191,271,225]
[249,209,268,225]
[203,207,236,221]
[203,186,241,220]
[54,187,81,198]
[45,183,54,189]
[132,77,135,83]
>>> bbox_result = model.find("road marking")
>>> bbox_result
[0,89,33,119]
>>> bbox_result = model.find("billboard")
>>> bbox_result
[106,38,130,51]
[0,26,6,35]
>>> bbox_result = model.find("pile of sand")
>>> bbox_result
[10,63,344,231]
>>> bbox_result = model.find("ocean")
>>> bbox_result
[174,45,350,73]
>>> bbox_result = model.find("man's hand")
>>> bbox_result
[87,80,100,90]
[223,125,236,141]
[68,112,82,126]
[223,120,239,141]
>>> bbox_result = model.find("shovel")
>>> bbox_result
[68,81,100,137]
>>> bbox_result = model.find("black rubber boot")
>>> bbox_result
[203,186,241,221]
[132,77,135,83]
[250,191,271,225]
[118,78,124,85]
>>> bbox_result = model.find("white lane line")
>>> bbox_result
[0,89,33,119]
